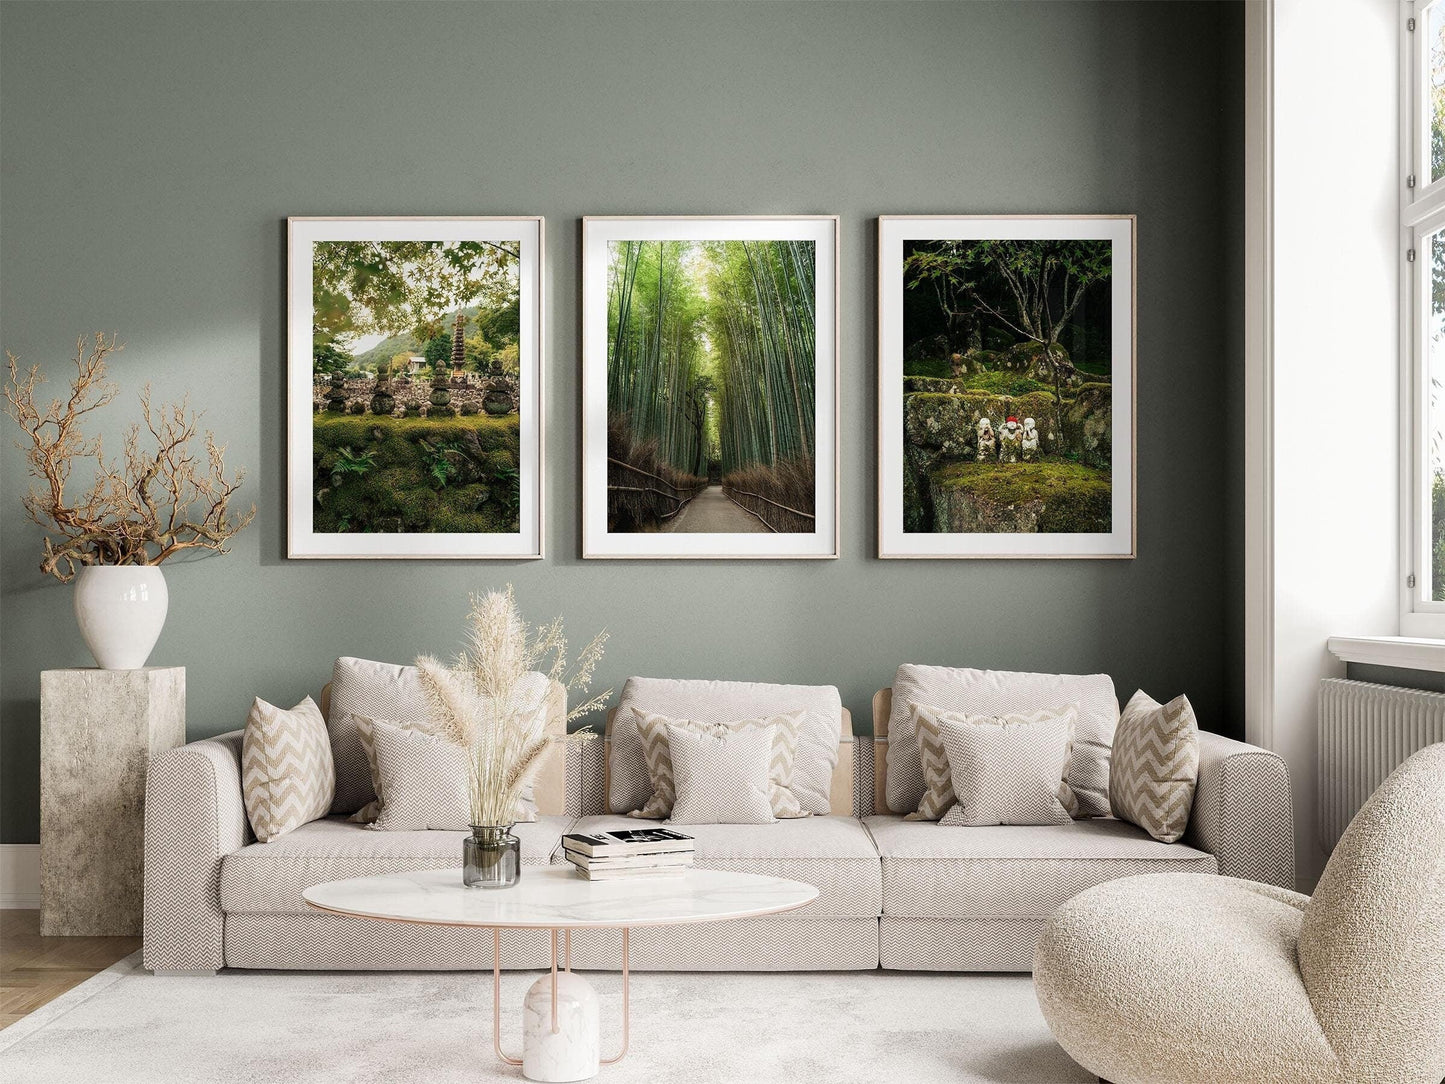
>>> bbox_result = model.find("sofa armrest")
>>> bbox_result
[142,730,249,971]
[1183,731,1295,890]
[565,732,607,817]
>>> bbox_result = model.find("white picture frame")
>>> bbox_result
[287,216,544,559]
[877,214,1136,559]
[582,215,839,559]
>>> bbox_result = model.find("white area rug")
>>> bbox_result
[0,953,1092,1083]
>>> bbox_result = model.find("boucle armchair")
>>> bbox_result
[1033,743,1445,1084]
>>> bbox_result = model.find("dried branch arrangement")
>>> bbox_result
[3,334,256,582]
[415,586,610,827]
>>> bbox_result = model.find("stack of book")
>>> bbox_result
[561,827,696,880]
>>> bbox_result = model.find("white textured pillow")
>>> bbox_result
[936,709,1076,827]
[610,677,841,815]
[887,665,1117,818]
[241,696,335,843]
[666,723,777,825]
[356,715,538,830]
[362,717,470,831]
[327,657,430,815]
[629,708,808,820]
[340,666,549,824]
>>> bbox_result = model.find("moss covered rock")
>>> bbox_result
[928,458,1111,534]
[312,413,520,534]
[997,342,1084,388]
[904,391,1060,455]
[1060,382,1112,468]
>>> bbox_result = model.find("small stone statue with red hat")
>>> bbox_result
[998,416,1022,463]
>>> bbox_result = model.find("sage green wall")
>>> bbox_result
[0,0,1243,842]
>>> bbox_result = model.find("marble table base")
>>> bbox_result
[523,972,599,1082]
[495,928,629,1082]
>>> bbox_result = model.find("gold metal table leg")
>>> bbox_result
[492,928,522,1066]
[600,927,630,1065]
[550,928,560,1034]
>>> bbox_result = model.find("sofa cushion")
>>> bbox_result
[241,695,334,842]
[220,815,569,913]
[611,678,841,815]
[666,723,778,825]
[887,666,1119,819]
[864,815,1217,919]
[327,657,430,814]
[630,709,808,820]
[565,814,881,918]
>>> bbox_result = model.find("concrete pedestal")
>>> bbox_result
[40,667,185,935]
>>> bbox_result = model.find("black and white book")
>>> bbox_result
[564,849,694,870]
[573,863,688,881]
[561,828,696,858]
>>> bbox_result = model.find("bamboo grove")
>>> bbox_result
[606,238,817,531]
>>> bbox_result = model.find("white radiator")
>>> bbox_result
[1318,678,1445,851]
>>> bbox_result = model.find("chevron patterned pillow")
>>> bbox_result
[241,696,335,843]
[630,708,809,820]
[666,723,778,825]
[909,703,1081,821]
[903,703,957,821]
[934,707,1078,827]
[1109,690,1200,843]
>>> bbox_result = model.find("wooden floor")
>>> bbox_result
[0,910,139,1030]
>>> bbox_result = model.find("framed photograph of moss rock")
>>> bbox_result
[287,216,543,558]
[581,215,839,559]
[877,215,1136,559]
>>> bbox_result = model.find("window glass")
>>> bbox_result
[1432,1,1445,182]
[1430,227,1445,598]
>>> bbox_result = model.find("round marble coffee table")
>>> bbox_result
[302,866,818,1082]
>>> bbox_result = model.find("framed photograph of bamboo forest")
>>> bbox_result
[582,215,839,559]
[286,216,544,558]
[877,215,1135,559]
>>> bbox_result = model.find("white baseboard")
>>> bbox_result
[0,844,41,908]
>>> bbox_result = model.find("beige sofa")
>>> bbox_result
[863,688,1295,971]
[142,675,1294,976]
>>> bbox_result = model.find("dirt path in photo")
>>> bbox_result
[662,486,767,533]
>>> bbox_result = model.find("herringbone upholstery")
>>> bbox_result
[630,709,806,819]
[220,816,568,912]
[610,678,841,815]
[224,911,557,970]
[881,916,1046,971]
[666,723,778,824]
[931,706,1078,826]
[143,731,249,972]
[241,696,334,842]
[1110,690,1199,843]
[865,815,1215,920]
[567,733,607,816]
[327,657,430,814]
[559,916,879,971]
[886,666,1117,819]
[564,815,881,917]
[1183,731,1294,887]
[903,705,956,820]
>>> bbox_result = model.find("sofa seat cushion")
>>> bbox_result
[864,815,1217,919]
[220,815,570,913]
[564,814,881,918]
[611,678,842,816]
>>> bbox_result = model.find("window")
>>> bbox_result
[1402,1,1445,633]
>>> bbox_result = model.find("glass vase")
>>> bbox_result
[464,824,521,889]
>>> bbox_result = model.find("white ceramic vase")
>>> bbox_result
[73,565,169,670]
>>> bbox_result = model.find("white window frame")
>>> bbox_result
[1401,0,1445,635]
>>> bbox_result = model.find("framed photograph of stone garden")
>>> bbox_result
[877,215,1135,559]
[287,217,543,558]
[581,215,839,559]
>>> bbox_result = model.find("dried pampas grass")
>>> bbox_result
[416,586,610,827]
